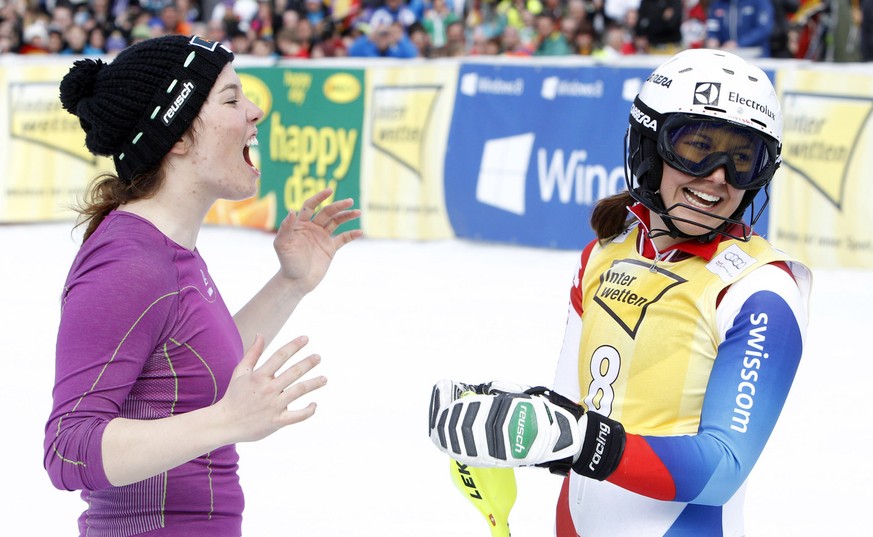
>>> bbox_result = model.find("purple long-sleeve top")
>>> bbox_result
[44,211,245,536]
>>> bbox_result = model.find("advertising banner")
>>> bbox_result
[0,62,113,222]
[210,66,365,232]
[444,63,650,250]
[5,57,866,271]
[359,62,457,240]
[773,69,873,268]
[443,63,773,251]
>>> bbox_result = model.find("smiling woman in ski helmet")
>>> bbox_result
[621,47,782,243]
[428,49,812,537]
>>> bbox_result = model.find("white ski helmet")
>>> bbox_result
[625,49,782,241]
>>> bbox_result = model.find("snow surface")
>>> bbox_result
[3,222,868,536]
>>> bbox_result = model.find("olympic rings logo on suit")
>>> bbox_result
[723,251,747,269]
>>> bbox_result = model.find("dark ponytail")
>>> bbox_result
[590,191,635,243]
[75,167,166,242]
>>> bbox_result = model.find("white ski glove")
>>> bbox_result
[428,379,531,416]
[428,380,626,480]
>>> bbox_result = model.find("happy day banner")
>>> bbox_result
[205,65,365,233]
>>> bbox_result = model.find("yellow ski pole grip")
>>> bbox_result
[449,458,517,537]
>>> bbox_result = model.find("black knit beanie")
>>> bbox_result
[59,35,234,183]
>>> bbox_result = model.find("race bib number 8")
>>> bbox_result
[583,345,621,415]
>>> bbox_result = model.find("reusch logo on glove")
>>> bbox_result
[510,402,537,458]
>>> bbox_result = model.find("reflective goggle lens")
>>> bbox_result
[660,118,776,189]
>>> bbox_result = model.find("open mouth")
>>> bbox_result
[244,135,258,171]
[683,187,721,210]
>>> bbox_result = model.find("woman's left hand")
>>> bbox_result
[273,188,362,293]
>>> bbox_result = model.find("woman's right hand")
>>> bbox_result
[217,334,327,443]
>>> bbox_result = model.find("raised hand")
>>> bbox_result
[273,188,363,294]
[218,334,327,443]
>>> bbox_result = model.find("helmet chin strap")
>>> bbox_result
[630,187,721,243]
[647,197,751,243]
[624,132,769,243]
[649,183,769,244]
[630,169,751,244]
[625,128,761,244]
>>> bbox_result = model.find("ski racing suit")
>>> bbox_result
[553,204,811,536]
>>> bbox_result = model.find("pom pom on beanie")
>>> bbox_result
[59,58,105,115]
[59,35,233,183]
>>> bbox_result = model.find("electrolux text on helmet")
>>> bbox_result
[728,91,776,120]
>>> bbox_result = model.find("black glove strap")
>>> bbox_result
[525,387,585,477]
[524,387,584,419]
[572,412,626,481]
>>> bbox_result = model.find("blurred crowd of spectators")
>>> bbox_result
[1,0,870,61]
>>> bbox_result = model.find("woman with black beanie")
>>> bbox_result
[44,34,361,536]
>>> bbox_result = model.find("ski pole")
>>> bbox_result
[449,458,517,537]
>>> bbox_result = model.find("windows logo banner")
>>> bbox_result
[445,63,772,250]
[445,64,649,250]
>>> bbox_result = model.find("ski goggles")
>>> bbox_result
[657,115,780,190]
